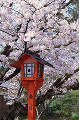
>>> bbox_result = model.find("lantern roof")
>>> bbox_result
[11,50,54,68]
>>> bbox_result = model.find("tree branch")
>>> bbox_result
[4,69,20,82]
[52,67,79,89]
[36,88,63,106]
[56,0,74,16]
[0,3,25,19]
[67,82,79,90]
[0,67,10,83]
[62,0,74,9]
[1,45,13,56]
[24,18,32,34]
[54,41,74,48]
[0,29,16,37]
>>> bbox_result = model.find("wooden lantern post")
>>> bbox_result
[11,50,53,120]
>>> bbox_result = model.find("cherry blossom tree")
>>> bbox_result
[0,0,79,119]
[0,0,79,104]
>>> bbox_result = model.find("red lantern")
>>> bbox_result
[11,50,53,120]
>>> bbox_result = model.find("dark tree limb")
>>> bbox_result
[5,102,27,120]
[24,18,32,34]
[16,24,22,33]
[24,42,27,52]
[17,83,24,96]
[36,88,63,106]
[67,82,79,90]
[62,0,74,9]
[1,45,13,57]
[4,69,20,82]
[0,67,10,83]
[53,77,62,87]
[52,67,79,89]
[54,41,73,48]
[9,2,13,7]
[1,45,11,54]
[43,1,52,7]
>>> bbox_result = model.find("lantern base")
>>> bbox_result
[21,79,43,92]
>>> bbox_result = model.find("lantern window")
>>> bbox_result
[38,63,43,78]
[23,63,35,77]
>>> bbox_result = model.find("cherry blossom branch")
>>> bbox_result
[54,41,74,48]
[62,0,74,9]
[0,29,16,37]
[21,0,36,13]
[24,18,32,34]
[56,0,74,15]
[67,82,79,90]
[0,67,10,83]
[53,67,79,88]
[3,69,20,82]
[17,83,24,96]
[43,1,53,7]
[1,45,13,56]
[14,42,23,51]
[22,0,53,11]
[0,3,25,19]
[36,88,63,106]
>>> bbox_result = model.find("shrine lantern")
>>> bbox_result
[11,50,53,120]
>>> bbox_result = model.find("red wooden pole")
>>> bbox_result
[28,92,36,120]
[26,81,36,120]
[22,80,43,120]
[25,81,36,120]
